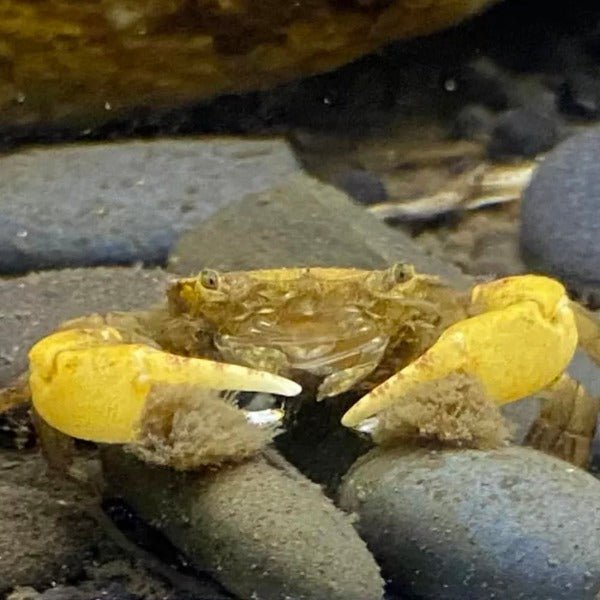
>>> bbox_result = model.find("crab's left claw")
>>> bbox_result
[28,326,301,444]
[342,275,579,428]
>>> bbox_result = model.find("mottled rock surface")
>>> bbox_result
[0,452,100,594]
[0,138,299,273]
[0,267,170,385]
[487,107,560,159]
[339,445,600,599]
[103,448,384,600]
[169,171,471,288]
[520,126,600,300]
[0,447,226,598]
[0,0,497,130]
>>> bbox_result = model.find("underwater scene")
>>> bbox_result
[2,0,600,598]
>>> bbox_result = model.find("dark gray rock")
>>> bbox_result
[0,139,299,274]
[570,349,600,473]
[569,350,600,398]
[450,104,495,142]
[0,267,171,386]
[102,448,385,600]
[339,445,600,600]
[487,108,559,159]
[500,396,541,444]
[520,126,600,294]
[22,583,204,600]
[0,482,94,591]
[169,172,470,289]
[559,73,600,119]
[331,169,388,205]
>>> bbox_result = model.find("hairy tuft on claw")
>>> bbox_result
[342,275,580,429]
[28,326,301,444]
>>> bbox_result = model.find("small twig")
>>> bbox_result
[367,161,536,221]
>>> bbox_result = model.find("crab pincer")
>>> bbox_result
[342,275,580,428]
[28,325,301,444]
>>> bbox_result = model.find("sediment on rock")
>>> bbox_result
[102,447,384,600]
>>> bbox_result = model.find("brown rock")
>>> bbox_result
[0,452,100,593]
[1,0,498,130]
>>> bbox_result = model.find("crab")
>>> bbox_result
[6,264,598,469]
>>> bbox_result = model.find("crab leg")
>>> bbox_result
[342,275,579,428]
[525,373,599,468]
[28,326,301,444]
[0,371,30,414]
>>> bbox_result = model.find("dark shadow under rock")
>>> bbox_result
[274,392,373,495]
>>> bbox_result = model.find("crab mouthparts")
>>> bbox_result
[218,308,389,375]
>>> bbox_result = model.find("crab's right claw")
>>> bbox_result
[28,327,301,444]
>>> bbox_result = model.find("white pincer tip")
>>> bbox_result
[267,377,302,397]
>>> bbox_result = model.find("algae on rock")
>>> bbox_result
[1,0,498,130]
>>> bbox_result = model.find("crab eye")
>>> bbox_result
[199,269,220,290]
[391,263,414,284]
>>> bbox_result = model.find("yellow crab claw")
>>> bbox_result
[28,326,301,444]
[342,275,579,428]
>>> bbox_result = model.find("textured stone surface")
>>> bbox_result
[487,107,560,159]
[0,0,497,131]
[0,138,299,273]
[169,171,471,288]
[103,448,384,600]
[339,445,600,599]
[0,453,101,594]
[9,585,139,600]
[520,126,600,296]
[0,450,224,599]
[0,267,171,385]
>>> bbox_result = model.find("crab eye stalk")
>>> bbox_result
[391,262,415,284]
[200,269,220,290]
